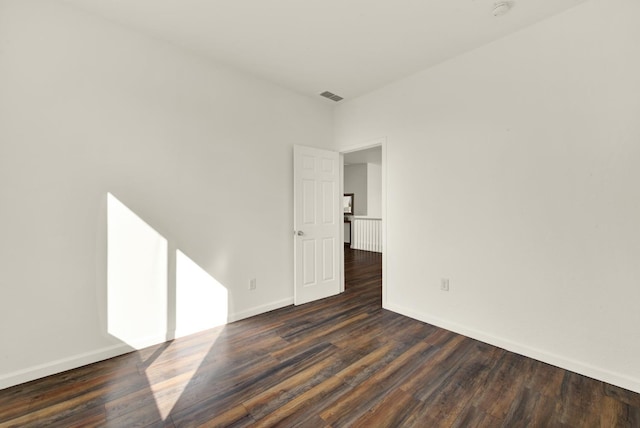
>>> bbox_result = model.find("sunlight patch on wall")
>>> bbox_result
[107,193,230,420]
[107,193,168,349]
[175,250,228,338]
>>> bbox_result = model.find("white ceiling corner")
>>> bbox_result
[62,0,589,101]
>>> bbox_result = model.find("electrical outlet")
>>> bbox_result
[249,278,257,291]
[440,278,450,292]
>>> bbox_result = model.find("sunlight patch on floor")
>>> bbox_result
[107,192,231,421]
[143,331,220,420]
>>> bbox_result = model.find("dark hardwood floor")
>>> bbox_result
[2,247,640,427]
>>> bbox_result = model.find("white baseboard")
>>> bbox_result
[0,298,295,391]
[0,342,133,391]
[384,301,640,394]
[228,297,294,323]
[171,299,294,339]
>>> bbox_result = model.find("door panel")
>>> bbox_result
[302,239,316,286]
[321,181,335,224]
[294,145,341,305]
[322,238,335,281]
[302,179,316,224]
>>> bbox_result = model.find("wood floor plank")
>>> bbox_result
[0,386,115,427]
[451,404,502,428]
[194,405,254,428]
[469,351,531,420]
[252,375,352,427]
[403,342,504,426]
[242,355,344,420]
[334,342,401,386]
[605,383,640,408]
[319,340,436,426]
[269,312,369,360]
[349,388,421,428]
[1,248,640,427]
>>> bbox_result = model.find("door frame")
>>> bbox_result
[338,137,387,307]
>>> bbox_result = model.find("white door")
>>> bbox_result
[293,145,341,305]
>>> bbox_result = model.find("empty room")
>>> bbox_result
[1,0,639,426]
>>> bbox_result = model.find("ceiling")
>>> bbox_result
[63,0,588,102]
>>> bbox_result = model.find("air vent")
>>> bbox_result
[319,91,344,102]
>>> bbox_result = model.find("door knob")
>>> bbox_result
[297,230,304,236]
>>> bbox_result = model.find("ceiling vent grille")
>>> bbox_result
[320,91,344,102]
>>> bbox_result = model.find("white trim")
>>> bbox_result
[385,302,640,394]
[339,137,388,307]
[339,154,345,293]
[0,342,134,390]
[227,297,294,323]
[0,298,295,391]
[340,138,386,155]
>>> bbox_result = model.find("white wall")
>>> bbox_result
[344,162,382,217]
[0,0,333,388]
[367,163,382,218]
[334,0,640,393]
[344,164,368,215]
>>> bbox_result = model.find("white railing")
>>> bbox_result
[351,217,382,253]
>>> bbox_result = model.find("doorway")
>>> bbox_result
[340,141,386,305]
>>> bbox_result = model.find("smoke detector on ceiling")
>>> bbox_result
[493,1,514,17]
